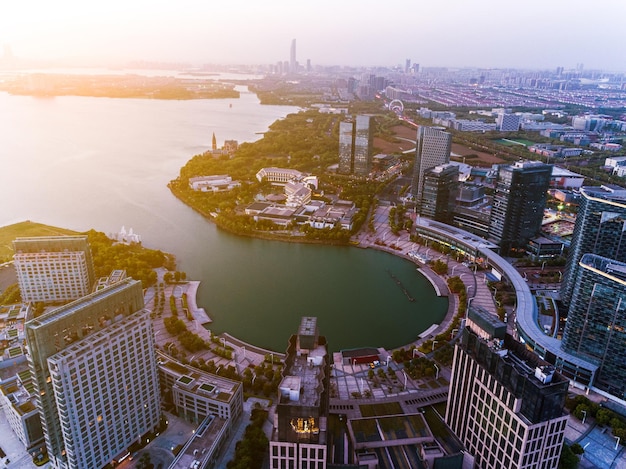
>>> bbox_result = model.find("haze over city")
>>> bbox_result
[2,0,626,71]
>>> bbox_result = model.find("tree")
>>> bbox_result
[558,443,580,469]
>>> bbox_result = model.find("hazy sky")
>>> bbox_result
[2,0,626,71]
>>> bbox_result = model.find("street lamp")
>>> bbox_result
[412,348,419,358]
[221,337,226,349]
[615,436,621,450]
[541,261,547,272]
[451,328,458,339]
[581,410,587,425]
[432,340,438,352]
[433,363,439,380]
[402,371,408,391]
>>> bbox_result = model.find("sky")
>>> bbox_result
[2,0,626,71]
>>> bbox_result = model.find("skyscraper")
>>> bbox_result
[561,254,626,400]
[487,161,552,256]
[338,121,354,175]
[420,163,458,223]
[412,126,451,208]
[338,116,372,177]
[290,39,297,74]
[25,279,161,469]
[269,317,329,469]
[560,184,626,307]
[13,236,96,304]
[353,115,373,177]
[446,306,568,469]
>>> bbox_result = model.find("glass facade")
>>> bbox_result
[560,186,626,308]
[562,254,626,400]
[412,126,452,205]
[488,161,552,255]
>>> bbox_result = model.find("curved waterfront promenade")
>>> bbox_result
[150,203,599,403]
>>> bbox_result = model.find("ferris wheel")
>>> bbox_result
[388,99,404,114]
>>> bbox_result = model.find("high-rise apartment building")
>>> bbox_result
[560,185,626,307]
[13,236,96,304]
[420,163,458,223]
[561,254,626,400]
[338,116,372,177]
[446,306,568,469]
[25,278,161,469]
[411,126,452,208]
[269,317,329,469]
[488,161,552,255]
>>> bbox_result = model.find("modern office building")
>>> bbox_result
[488,161,552,255]
[338,121,354,175]
[13,236,96,304]
[561,254,626,401]
[560,184,626,307]
[25,278,161,469]
[446,306,568,469]
[353,115,373,177]
[338,116,373,177]
[496,113,521,131]
[412,126,452,208]
[269,317,329,469]
[420,163,458,223]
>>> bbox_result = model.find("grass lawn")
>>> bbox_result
[0,221,78,260]
[493,138,535,147]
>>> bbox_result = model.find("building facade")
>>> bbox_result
[420,163,458,223]
[338,121,354,175]
[561,254,626,401]
[560,185,626,308]
[338,115,373,177]
[446,307,568,469]
[0,374,44,453]
[270,317,329,469]
[353,115,373,177]
[496,113,521,131]
[412,126,452,208]
[25,279,161,469]
[488,161,552,255]
[13,236,96,304]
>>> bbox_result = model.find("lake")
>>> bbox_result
[0,85,447,351]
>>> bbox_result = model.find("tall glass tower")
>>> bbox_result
[487,161,552,256]
[353,115,372,177]
[561,254,626,400]
[560,185,626,307]
[411,126,451,208]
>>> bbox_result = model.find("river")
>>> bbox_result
[0,85,447,351]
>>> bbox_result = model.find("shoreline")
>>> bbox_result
[180,229,458,358]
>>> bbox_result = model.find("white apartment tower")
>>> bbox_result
[13,236,96,304]
[25,278,161,469]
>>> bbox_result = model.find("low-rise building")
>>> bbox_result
[0,371,44,454]
[189,175,241,192]
[285,181,312,207]
[158,354,243,424]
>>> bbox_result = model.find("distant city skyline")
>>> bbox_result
[2,0,626,71]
